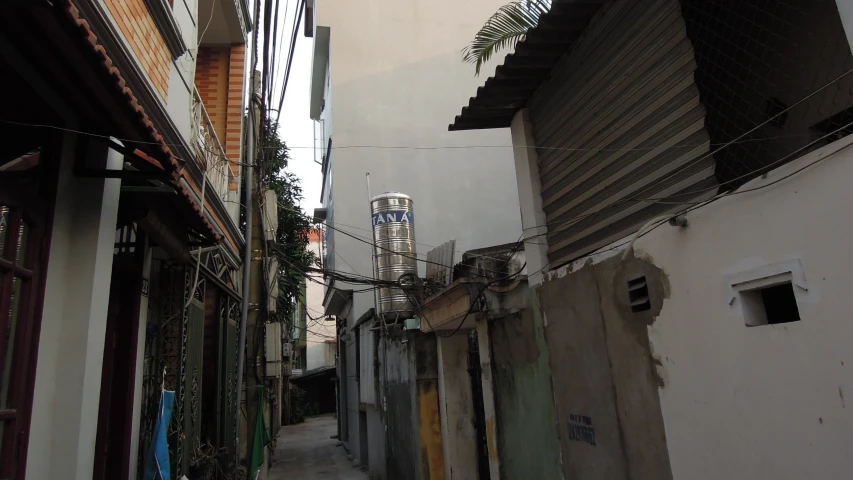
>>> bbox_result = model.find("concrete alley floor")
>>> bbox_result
[268,414,367,480]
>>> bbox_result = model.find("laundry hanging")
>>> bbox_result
[144,389,176,480]
[249,386,272,480]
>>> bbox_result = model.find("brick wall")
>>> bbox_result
[104,0,170,100]
[225,45,246,185]
[196,45,245,189]
[195,46,229,138]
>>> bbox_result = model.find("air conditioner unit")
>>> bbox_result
[265,323,282,378]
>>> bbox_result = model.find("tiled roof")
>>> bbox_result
[62,0,222,242]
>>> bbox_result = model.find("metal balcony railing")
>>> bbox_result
[191,87,234,204]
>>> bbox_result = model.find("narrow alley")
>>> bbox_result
[5,0,853,479]
[269,415,367,480]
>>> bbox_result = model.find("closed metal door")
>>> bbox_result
[528,0,717,265]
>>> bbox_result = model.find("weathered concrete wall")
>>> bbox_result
[416,333,445,480]
[489,296,562,480]
[381,331,419,480]
[366,408,385,480]
[436,333,478,480]
[379,331,447,480]
[539,256,672,480]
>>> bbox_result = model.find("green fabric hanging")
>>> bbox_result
[250,386,272,479]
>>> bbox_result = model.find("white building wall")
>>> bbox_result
[631,136,853,479]
[305,238,336,371]
[167,0,198,144]
[313,0,524,460]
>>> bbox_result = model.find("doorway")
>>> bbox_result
[92,239,144,480]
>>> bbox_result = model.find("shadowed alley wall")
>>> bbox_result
[539,256,672,480]
[489,296,562,480]
[379,331,445,480]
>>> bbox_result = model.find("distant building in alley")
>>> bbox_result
[0,1,256,479]
[304,0,523,473]
[292,229,336,372]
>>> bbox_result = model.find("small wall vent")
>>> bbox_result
[738,277,801,327]
[628,276,651,313]
[724,259,808,328]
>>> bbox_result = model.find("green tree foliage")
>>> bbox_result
[257,120,317,323]
[462,0,550,76]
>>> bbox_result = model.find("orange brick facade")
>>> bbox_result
[196,47,229,135]
[225,45,246,183]
[104,0,171,100]
[196,45,245,189]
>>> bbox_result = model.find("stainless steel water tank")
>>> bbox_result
[371,192,417,320]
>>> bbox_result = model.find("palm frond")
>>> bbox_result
[462,0,551,76]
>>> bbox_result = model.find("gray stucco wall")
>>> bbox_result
[538,256,672,480]
[489,298,562,480]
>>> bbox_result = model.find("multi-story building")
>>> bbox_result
[0,0,250,479]
[304,0,523,474]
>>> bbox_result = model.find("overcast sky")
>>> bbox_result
[265,0,321,215]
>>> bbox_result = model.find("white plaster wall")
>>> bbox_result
[168,0,199,145]
[305,239,336,371]
[634,137,853,479]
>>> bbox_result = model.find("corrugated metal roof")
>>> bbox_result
[448,0,607,131]
[528,0,717,265]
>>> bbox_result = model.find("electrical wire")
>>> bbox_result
[270,199,510,277]
[275,0,305,128]
[516,117,853,246]
[0,118,829,157]
[407,237,525,338]
[4,115,838,251]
